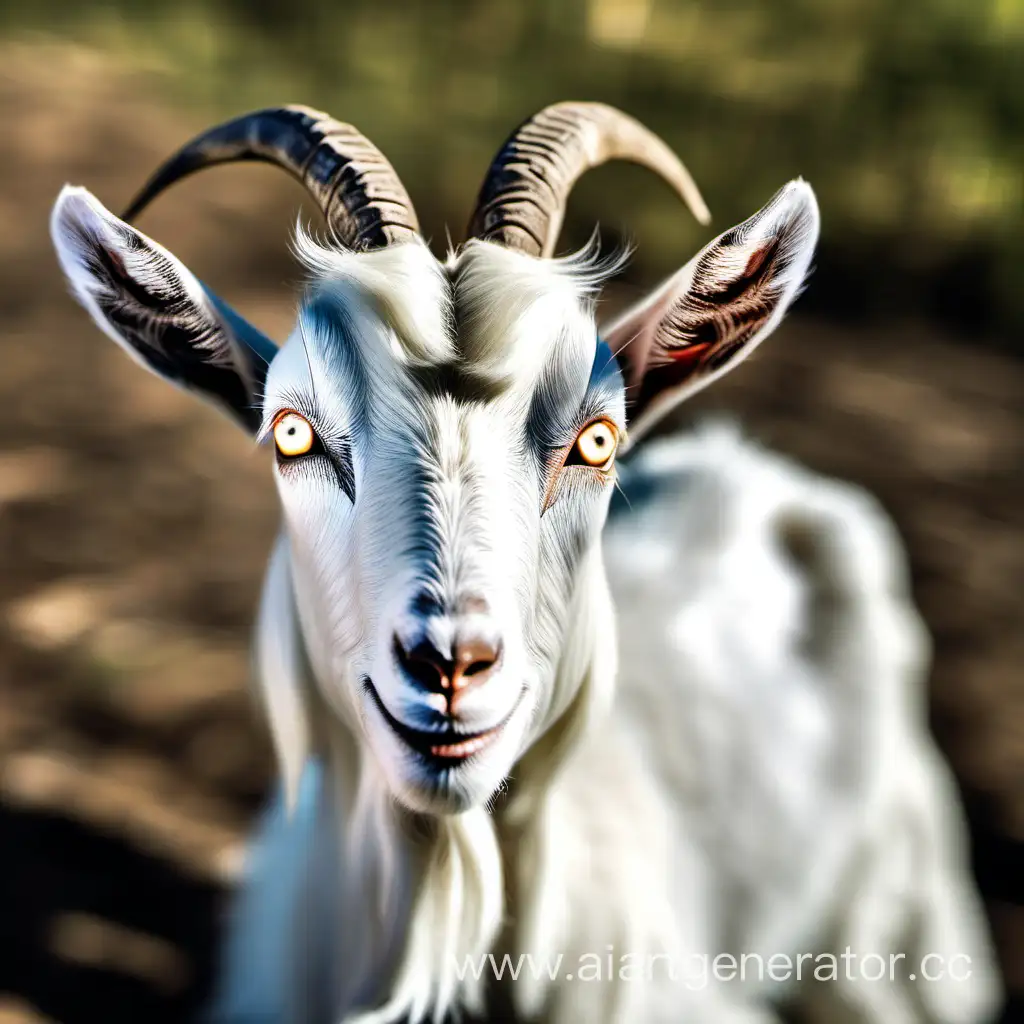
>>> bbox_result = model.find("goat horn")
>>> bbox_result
[468,102,710,258]
[122,105,419,250]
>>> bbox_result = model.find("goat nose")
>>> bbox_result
[393,632,502,708]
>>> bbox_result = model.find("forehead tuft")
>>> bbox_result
[449,240,603,382]
[294,226,454,366]
[294,226,620,384]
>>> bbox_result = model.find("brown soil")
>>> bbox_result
[0,41,1019,1023]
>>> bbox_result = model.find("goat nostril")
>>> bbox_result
[454,638,502,684]
[409,660,446,691]
[393,634,452,692]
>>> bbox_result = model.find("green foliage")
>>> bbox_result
[5,0,1023,341]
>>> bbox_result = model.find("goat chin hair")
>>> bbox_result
[330,624,611,1024]
[230,560,607,1024]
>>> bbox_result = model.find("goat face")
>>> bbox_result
[258,240,625,811]
[51,138,817,812]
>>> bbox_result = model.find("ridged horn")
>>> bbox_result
[468,101,710,257]
[122,105,419,250]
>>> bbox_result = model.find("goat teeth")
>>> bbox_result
[431,731,497,759]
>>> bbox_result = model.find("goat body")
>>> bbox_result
[47,102,1001,1024]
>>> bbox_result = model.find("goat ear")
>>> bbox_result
[50,185,274,433]
[605,180,819,443]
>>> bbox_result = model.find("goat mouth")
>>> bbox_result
[363,678,522,765]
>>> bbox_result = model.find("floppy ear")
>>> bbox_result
[604,179,819,443]
[50,185,276,433]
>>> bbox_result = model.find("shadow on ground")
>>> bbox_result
[0,805,221,1023]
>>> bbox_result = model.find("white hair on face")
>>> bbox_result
[290,224,625,390]
[450,234,627,384]
[292,223,455,366]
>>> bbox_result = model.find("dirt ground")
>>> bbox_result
[0,41,1019,1023]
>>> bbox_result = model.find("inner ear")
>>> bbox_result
[605,179,819,443]
[51,185,274,433]
[648,234,783,376]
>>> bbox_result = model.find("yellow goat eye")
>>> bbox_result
[574,420,618,468]
[273,411,315,458]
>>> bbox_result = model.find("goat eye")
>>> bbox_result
[273,412,315,458]
[571,420,618,469]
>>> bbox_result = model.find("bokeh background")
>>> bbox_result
[0,1,1020,1021]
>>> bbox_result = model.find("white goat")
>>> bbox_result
[50,103,1000,1024]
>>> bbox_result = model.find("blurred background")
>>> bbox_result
[0,1,1020,1021]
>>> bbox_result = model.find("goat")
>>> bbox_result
[49,103,1000,1024]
